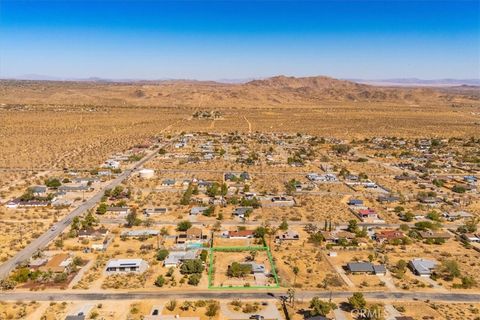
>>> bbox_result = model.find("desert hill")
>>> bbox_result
[0,75,477,108]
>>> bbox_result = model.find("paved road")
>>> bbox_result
[0,147,162,280]
[0,290,479,303]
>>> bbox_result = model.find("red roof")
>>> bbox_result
[229,230,254,237]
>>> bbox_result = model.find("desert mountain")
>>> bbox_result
[0,75,477,107]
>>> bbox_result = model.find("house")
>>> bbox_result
[464,175,477,184]
[347,199,364,206]
[233,206,253,218]
[143,207,168,216]
[418,196,441,205]
[31,185,47,196]
[418,230,451,240]
[121,230,159,238]
[164,250,199,268]
[442,211,473,221]
[357,208,378,220]
[238,262,266,274]
[39,253,73,273]
[461,233,480,243]
[346,262,386,275]
[374,230,404,243]
[186,227,203,240]
[103,160,120,169]
[276,230,300,241]
[161,179,176,187]
[228,230,255,239]
[394,174,417,181]
[210,196,226,206]
[409,258,437,276]
[78,228,109,240]
[6,199,50,208]
[106,206,130,216]
[190,206,208,215]
[105,259,148,274]
[307,173,338,182]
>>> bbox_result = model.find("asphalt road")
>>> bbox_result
[0,147,162,280]
[0,290,479,303]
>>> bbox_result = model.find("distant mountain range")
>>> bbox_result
[3,74,479,87]
[350,78,480,87]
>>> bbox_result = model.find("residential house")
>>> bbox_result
[320,230,356,243]
[78,228,109,240]
[409,258,437,276]
[346,262,386,276]
[347,199,364,206]
[357,208,378,220]
[461,233,480,243]
[106,206,130,216]
[233,207,253,219]
[190,206,208,215]
[143,207,168,216]
[228,230,255,239]
[418,230,451,240]
[442,211,473,221]
[31,185,48,196]
[105,259,148,274]
[164,250,199,268]
[374,230,404,243]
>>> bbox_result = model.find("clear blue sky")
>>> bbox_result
[1,0,479,80]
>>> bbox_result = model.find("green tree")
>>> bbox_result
[45,178,61,189]
[279,219,289,231]
[126,210,140,227]
[155,275,165,287]
[180,259,203,274]
[156,249,169,261]
[96,203,107,215]
[227,262,252,277]
[188,273,201,286]
[177,220,192,231]
[347,220,359,233]
[348,292,366,310]
[205,302,220,318]
[309,297,337,317]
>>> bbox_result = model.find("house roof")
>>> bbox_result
[229,230,254,237]
[409,259,437,275]
[347,262,374,273]
[164,250,198,265]
[106,259,145,269]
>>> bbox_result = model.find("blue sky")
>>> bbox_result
[1,0,479,80]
